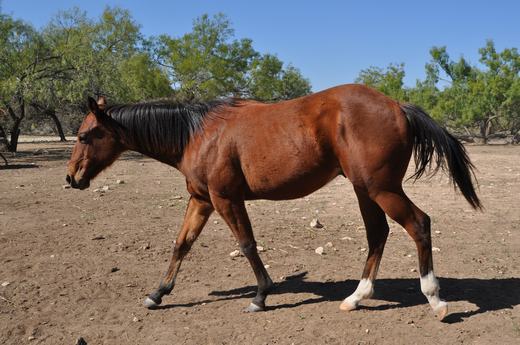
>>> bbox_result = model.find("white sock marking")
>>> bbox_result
[343,278,374,307]
[420,271,446,311]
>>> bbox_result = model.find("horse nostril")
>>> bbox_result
[66,175,71,184]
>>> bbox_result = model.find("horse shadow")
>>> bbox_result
[157,272,520,324]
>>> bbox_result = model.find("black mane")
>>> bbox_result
[106,99,234,156]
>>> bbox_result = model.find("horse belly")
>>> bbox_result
[242,156,340,200]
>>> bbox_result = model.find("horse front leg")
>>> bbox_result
[210,194,274,312]
[144,196,213,308]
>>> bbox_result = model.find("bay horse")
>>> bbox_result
[66,84,481,320]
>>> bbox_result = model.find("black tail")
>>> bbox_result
[401,103,482,210]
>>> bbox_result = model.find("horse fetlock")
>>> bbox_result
[420,272,439,296]
[239,242,257,257]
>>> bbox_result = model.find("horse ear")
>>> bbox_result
[97,96,107,110]
[87,97,99,113]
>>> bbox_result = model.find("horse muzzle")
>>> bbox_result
[66,174,90,190]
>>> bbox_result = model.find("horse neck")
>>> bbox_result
[115,123,183,167]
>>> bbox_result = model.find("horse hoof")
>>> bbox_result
[244,303,264,312]
[434,301,448,321]
[339,300,357,311]
[144,297,159,309]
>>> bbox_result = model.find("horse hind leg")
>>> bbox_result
[371,188,448,320]
[340,186,389,311]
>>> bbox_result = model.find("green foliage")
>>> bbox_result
[154,13,311,101]
[0,9,311,150]
[356,40,520,141]
[355,63,407,101]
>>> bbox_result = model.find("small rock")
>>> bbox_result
[325,242,333,248]
[93,188,101,193]
[257,246,265,252]
[213,220,219,225]
[434,230,441,234]
[406,319,415,325]
[410,268,417,273]
[172,195,183,200]
[62,184,71,189]
[102,185,109,192]
[28,336,36,341]
[315,246,324,255]
[360,247,367,252]
[1,281,10,287]
[264,264,270,269]
[91,235,105,240]
[116,179,125,184]
[310,218,324,229]
[110,267,120,273]
[341,236,353,241]
[132,316,140,322]
[432,247,440,252]
[365,329,370,334]
[139,163,145,166]
[229,250,241,257]
[406,254,412,258]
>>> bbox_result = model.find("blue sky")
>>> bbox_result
[2,0,519,91]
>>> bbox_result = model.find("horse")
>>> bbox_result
[65,84,481,320]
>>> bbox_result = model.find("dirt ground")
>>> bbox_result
[0,142,519,345]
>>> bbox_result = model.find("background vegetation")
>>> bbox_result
[0,7,311,151]
[1,6,518,152]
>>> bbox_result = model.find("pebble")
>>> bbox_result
[28,336,36,341]
[435,230,441,234]
[310,218,324,229]
[116,179,125,184]
[229,250,240,257]
[1,281,10,287]
[62,184,71,189]
[102,185,109,192]
[341,236,353,241]
[257,246,265,252]
[360,247,367,252]
[132,316,140,322]
[325,242,333,248]
[110,267,120,273]
[172,195,183,200]
[432,247,440,252]
[213,220,219,225]
[315,246,324,255]
[406,254,412,258]
[264,264,270,269]
[410,268,417,272]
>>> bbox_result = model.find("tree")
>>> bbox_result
[430,42,519,142]
[153,13,311,101]
[355,63,407,101]
[0,14,63,150]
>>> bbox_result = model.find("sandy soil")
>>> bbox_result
[0,142,519,345]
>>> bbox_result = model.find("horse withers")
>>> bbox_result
[66,84,481,320]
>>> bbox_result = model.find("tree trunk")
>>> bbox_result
[5,99,25,153]
[479,121,488,144]
[48,110,66,141]
[9,118,22,152]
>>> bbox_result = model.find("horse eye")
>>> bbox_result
[78,132,88,144]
